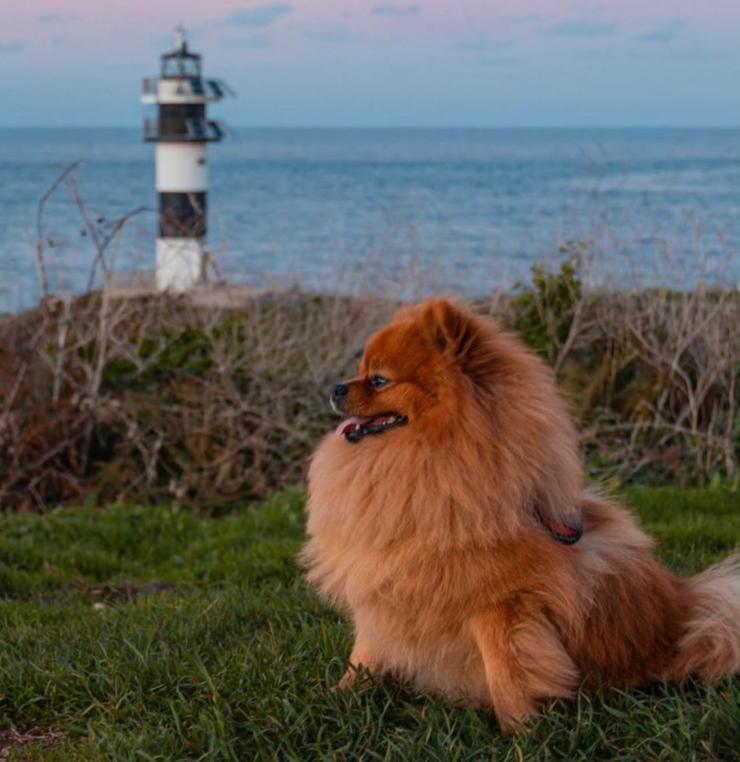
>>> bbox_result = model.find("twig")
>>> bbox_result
[36,161,83,299]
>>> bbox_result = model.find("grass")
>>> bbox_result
[0,488,738,761]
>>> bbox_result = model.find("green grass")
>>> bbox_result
[0,488,738,761]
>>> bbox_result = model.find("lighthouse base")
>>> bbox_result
[156,238,204,292]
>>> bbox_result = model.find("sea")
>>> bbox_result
[1,127,738,313]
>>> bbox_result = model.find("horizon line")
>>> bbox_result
[1,123,739,131]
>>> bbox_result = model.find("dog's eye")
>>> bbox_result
[370,375,390,389]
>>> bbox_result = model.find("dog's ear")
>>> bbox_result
[424,299,480,358]
[391,304,416,323]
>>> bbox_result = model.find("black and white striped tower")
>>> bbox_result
[142,27,232,292]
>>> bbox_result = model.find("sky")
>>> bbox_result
[1,0,739,127]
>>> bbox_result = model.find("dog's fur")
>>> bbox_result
[302,299,740,732]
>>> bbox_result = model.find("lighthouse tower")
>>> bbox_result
[142,27,232,292]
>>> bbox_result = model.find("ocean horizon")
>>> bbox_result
[1,126,738,313]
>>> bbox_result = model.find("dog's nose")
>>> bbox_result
[332,383,349,399]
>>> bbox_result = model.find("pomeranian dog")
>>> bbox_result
[302,299,739,732]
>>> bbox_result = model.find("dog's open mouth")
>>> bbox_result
[335,413,408,443]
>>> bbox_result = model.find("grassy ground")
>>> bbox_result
[0,488,738,761]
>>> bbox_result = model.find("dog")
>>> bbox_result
[302,298,739,732]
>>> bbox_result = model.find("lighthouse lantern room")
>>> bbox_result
[142,27,233,292]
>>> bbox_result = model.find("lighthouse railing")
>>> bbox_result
[141,77,230,102]
[143,117,226,142]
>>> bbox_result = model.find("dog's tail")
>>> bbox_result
[668,556,740,684]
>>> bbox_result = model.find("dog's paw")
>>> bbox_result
[333,668,359,692]
[497,711,531,736]
[494,695,538,735]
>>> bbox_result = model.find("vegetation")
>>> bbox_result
[507,258,740,487]
[1,257,738,511]
[0,488,738,760]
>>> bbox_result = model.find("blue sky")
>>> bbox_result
[1,0,739,127]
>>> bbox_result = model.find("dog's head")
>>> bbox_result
[328,298,584,541]
[331,298,503,443]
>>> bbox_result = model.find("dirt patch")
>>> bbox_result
[89,580,178,606]
[0,727,66,760]
[31,580,179,607]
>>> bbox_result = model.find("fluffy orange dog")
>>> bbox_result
[302,299,739,732]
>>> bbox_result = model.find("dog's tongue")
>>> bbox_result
[335,417,371,436]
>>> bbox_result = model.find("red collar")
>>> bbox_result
[540,514,583,545]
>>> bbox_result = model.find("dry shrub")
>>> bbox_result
[0,291,394,510]
[489,259,739,487]
[1,272,737,512]
[584,285,739,484]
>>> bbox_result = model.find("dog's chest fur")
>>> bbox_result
[323,534,493,700]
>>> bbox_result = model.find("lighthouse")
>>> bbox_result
[142,28,232,292]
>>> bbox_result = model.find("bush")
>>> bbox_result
[510,253,583,367]
[0,292,393,510]
[501,259,740,487]
[0,265,738,511]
